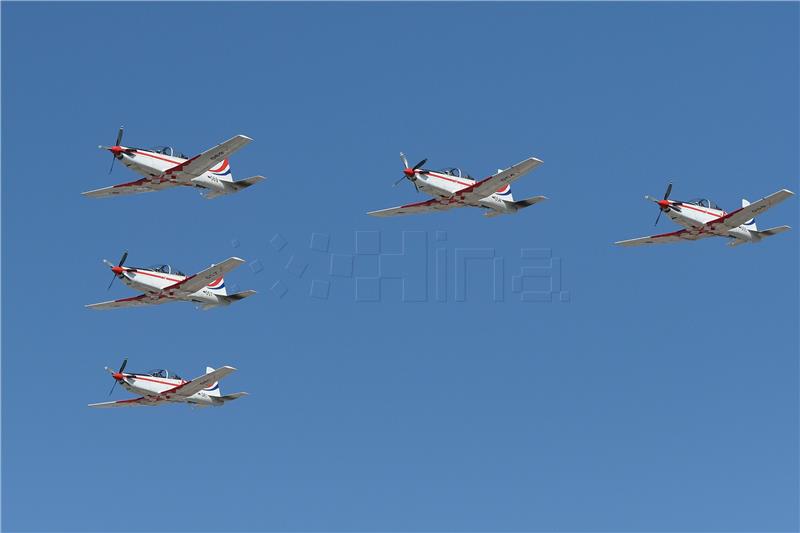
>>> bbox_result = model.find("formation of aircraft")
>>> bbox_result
[86,252,256,310]
[89,358,247,408]
[368,153,547,217]
[81,131,795,410]
[83,127,264,199]
[615,183,795,247]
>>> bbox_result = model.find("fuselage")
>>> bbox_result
[666,199,753,241]
[413,169,515,213]
[116,147,231,193]
[119,267,227,306]
[118,373,217,406]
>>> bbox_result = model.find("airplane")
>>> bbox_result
[82,127,265,199]
[86,252,256,310]
[615,183,795,247]
[367,153,547,217]
[89,358,248,408]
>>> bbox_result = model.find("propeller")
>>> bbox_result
[105,251,128,290]
[646,182,681,226]
[107,358,128,396]
[394,153,428,192]
[99,126,132,174]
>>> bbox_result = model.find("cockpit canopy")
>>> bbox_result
[147,264,186,276]
[144,146,189,159]
[437,167,472,179]
[686,198,722,210]
[144,369,183,380]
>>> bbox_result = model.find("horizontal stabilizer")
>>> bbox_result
[729,225,793,246]
[200,290,256,310]
[756,225,791,237]
[221,392,249,401]
[232,175,265,190]
[224,290,257,302]
[512,195,548,209]
[204,175,266,199]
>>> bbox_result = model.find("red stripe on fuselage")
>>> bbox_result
[128,269,185,283]
[128,375,186,387]
[676,203,726,217]
[425,172,474,188]
[132,150,185,165]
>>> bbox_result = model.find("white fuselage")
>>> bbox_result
[414,171,514,213]
[118,149,231,193]
[119,374,217,406]
[666,201,753,241]
[120,268,226,306]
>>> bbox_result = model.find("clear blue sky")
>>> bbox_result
[3,2,798,531]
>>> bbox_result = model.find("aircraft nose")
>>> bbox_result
[111,266,124,275]
[657,199,670,208]
[109,146,125,155]
[112,372,123,381]
[403,168,415,177]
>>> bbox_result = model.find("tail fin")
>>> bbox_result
[741,199,758,230]
[206,277,228,296]
[495,183,514,202]
[203,367,222,397]
[204,175,265,200]
[208,159,234,182]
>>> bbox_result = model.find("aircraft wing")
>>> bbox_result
[86,293,171,310]
[367,198,464,217]
[704,189,795,232]
[88,396,166,408]
[162,366,237,398]
[82,178,180,198]
[163,257,247,296]
[615,228,715,247]
[160,135,252,183]
[456,157,543,203]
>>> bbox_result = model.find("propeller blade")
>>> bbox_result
[654,209,663,226]
[400,152,409,169]
[412,158,427,171]
[107,252,128,290]
[108,127,125,174]
[393,176,407,187]
[109,358,128,395]
[663,182,673,200]
[413,181,419,193]
[644,195,659,203]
